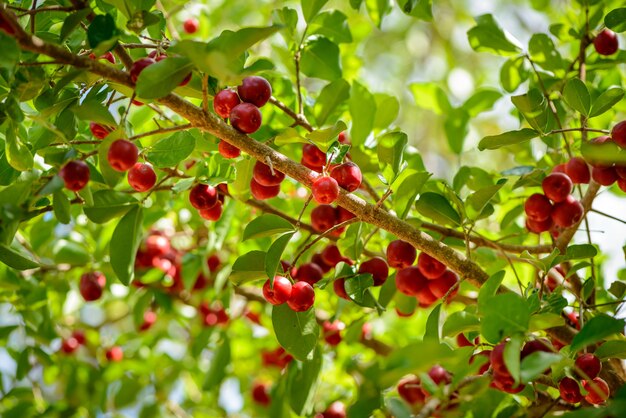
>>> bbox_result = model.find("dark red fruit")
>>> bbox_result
[395,266,428,296]
[338,131,349,144]
[145,234,170,257]
[140,311,157,331]
[302,144,327,167]
[128,163,157,192]
[189,184,218,210]
[321,245,351,267]
[521,338,553,359]
[207,254,221,272]
[218,140,241,158]
[490,342,509,376]
[250,179,280,200]
[417,252,446,279]
[80,272,106,301]
[230,103,262,133]
[183,17,199,34]
[592,166,618,186]
[311,253,332,273]
[542,172,573,203]
[107,139,138,172]
[253,161,285,186]
[251,381,271,406]
[551,195,584,228]
[330,162,362,192]
[106,346,123,362]
[575,353,601,380]
[582,378,610,404]
[294,262,324,285]
[336,206,355,223]
[61,337,79,354]
[263,276,292,305]
[199,201,223,221]
[311,205,338,232]
[89,122,112,139]
[386,240,417,269]
[72,330,86,345]
[456,333,474,347]
[333,278,349,300]
[427,270,459,299]
[287,281,315,312]
[312,176,340,204]
[129,57,156,83]
[89,51,116,64]
[179,72,192,87]
[552,163,566,174]
[594,29,619,56]
[415,284,438,307]
[524,193,553,221]
[470,350,491,375]
[358,257,389,286]
[526,216,553,234]
[613,121,626,149]
[237,76,272,108]
[320,401,346,418]
[616,166,626,180]
[618,178,626,193]
[60,160,90,191]
[565,157,590,184]
[214,90,241,119]
[428,365,452,385]
[559,377,583,404]
[397,376,425,405]
[322,320,345,346]
[491,372,525,394]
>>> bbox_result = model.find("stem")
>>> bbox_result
[128,124,192,141]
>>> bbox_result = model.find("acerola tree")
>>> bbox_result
[1,0,626,417]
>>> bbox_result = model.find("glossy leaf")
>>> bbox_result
[272,303,319,361]
[145,131,195,168]
[109,205,143,285]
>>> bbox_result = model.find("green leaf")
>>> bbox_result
[61,9,92,41]
[181,253,203,290]
[84,190,137,223]
[442,311,480,336]
[5,128,33,171]
[287,347,322,416]
[300,37,342,81]
[87,14,120,54]
[500,56,530,93]
[605,8,626,33]
[109,206,143,285]
[565,244,597,260]
[595,340,626,360]
[349,81,376,146]
[590,87,625,118]
[396,0,433,20]
[415,192,461,226]
[478,129,539,151]
[204,332,231,389]
[71,98,117,126]
[563,78,591,116]
[0,243,40,270]
[52,239,91,266]
[529,313,565,331]
[337,222,363,261]
[0,32,20,71]
[53,190,71,224]
[242,214,295,241]
[344,274,376,307]
[265,232,295,279]
[314,79,350,125]
[480,293,531,344]
[230,158,255,201]
[520,352,562,382]
[272,303,319,361]
[504,334,523,383]
[306,121,347,152]
[424,303,441,342]
[410,82,451,114]
[136,57,194,99]
[467,14,522,56]
[310,10,353,44]
[230,250,267,284]
[377,131,408,176]
[145,131,195,168]
[466,180,507,219]
[528,33,563,73]
[511,89,551,133]
[301,0,328,22]
[373,93,400,130]
[462,89,502,117]
[444,108,470,154]
[391,170,430,219]
[570,314,626,353]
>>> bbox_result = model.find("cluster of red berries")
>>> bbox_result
[322,320,345,346]
[593,29,619,56]
[311,204,356,235]
[60,329,123,362]
[188,183,228,222]
[334,256,389,300]
[199,300,230,327]
[261,346,293,369]
[301,132,350,172]
[262,275,315,312]
[88,51,116,64]
[79,271,106,301]
[559,353,609,404]
[182,18,199,34]
[250,160,285,200]
[397,365,454,410]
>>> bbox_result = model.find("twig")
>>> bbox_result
[128,123,192,141]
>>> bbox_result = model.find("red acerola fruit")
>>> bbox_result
[189,184,218,210]
[521,338,553,359]
[566,311,580,330]
[616,166,626,180]
[321,244,351,267]
[526,216,553,234]
[80,272,106,301]
[415,284,438,307]
[89,122,112,139]
[575,353,602,380]
[490,342,509,376]
[320,401,346,418]
[542,172,573,203]
[551,195,584,228]
[139,311,157,331]
[582,378,610,404]
[287,281,315,312]
[311,253,332,273]
[591,166,618,186]
[294,262,324,285]
[237,76,272,108]
[129,57,156,83]
[358,257,389,286]
[427,270,459,299]
[199,201,223,221]
[395,266,429,297]
[417,252,447,279]
[302,144,327,168]
[565,157,590,184]
[128,163,157,192]
[107,139,138,172]
[618,178,626,193]
[456,333,474,347]
[72,330,86,345]
[183,17,199,34]
[106,346,123,362]
[491,372,525,394]
[559,377,583,404]
[207,254,220,272]
[322,320,345,346]
[338,131,350,144]
[397,376,425,405]
[253,161,285,186]
[330,162,362,192]
[61,337,79,354]
[251,381,271,406]
[312,176,340,204]
[552,163,566,174]
[594,29,619,56]
[90,51,116,64]
[333,278,350,300]
[214,90,241,119]
[524,193,553,222]
[60,160,90,191]
[218,140,241,159]
[386,240,417,269]
[428,365,452,386]
[229,103,262,134]
[311,205,338,232]
[470,350,491,375]
[336,206,355,223]
[613,121,626,149]
[263,276,292,305]
[250,178,280,200]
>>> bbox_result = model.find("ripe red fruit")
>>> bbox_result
[575,353,602,380]
[250,178,280,200]
[333,278,350,300]
[261,347,293,369]
[89,51,116,64]
[183,17,199,34]
[338,131,350,144]
[320,401,346,418]
[251,381,271,406]
[618,178,626,193]
[218,140,241,158]
[253,161,285,186]
[140,311,157,331]
[60,160,90,191]
[129,57,156,83]
[397,376,425,405]
[321,245,351,267]
[330,162,362,192]
[214,90,241,119]
[336,206,355,223]
[287,281,315,312]
[189,184,218,210]
[553,163,566,174]
[386,240,417,269]
[312,176,340,204]
[230,103,262,133]
[456,333,474,347]
[470,350,491,375]
[72,330,86,345]
[594,29,619,56]
[263,276,292,305]
[526,216,553,234]
[551,195,584,228]
[106,346,124,362]
[616,166,626,180]
[61,337,79,354]
[199,201,223,221]
[521,338,553,359]
[237,76,272,108]
[311,205,338,232]
[395,266,428,296]
[128,163,157,192]
[613,121,626,148]
[524,193,553,221]
[566,311,580,330]
[490,342,509,376]
[294,262,324,285]
[323,320,345,346]
[107,139,138,172]
[491,372,525,394]
[207,254,220,272]
[565,157,590,184]
[417,252,447,279]
[358,257,389,286]
[145,234,170,257]
[582,377,610,404]
[89,122,112,139]
[302,144,327,167]
[591,166,618,186]
[427,270,459,299]
[311,253,332,273]
[415,284,438,307]
[559,377,583,404]
[428,365,452,386]
[80,272,106,301]
[542,172,573,203]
